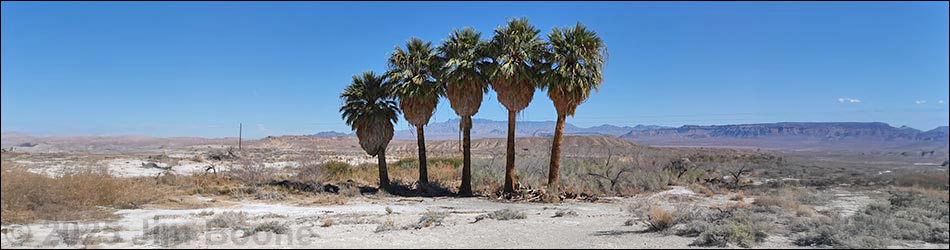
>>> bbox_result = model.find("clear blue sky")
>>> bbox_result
[2,1,948,138]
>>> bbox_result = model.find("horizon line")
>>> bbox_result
[3,120,947,140]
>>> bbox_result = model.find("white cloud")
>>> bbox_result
[837,97,861,104]
[915,100,927,105]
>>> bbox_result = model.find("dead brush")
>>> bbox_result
[1,166,168,224]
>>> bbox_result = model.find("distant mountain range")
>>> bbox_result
[5,121,948,153]
[310,119,666,139]
[620,122,949,151]
[310,120,948,151]
[305,131,351,138]
[392,118,666,140]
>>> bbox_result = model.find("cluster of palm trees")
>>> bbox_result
[340,18,607,201]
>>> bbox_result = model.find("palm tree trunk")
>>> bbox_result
[416,126,429,191]
[546,114,566,203]
[378,149,390,192]
[504,110,517,193]
[459,115,473,197]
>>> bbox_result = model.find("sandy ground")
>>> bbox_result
[3,187,947,249]
[0,194,797,249]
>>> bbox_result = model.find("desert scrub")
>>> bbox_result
[206,211,248,229]
[145,223,199,247]
[1,166,168,224]
[793,191,950,248]
[690,211,774,248]
[254,190,287,201]
[627,204,704,233]
[55,228,91,246]
[374,218,399,233]
[242,221,290,236]
[407,210,448,229]
[393,158,462,170]
[491,209,527,220]
[320,161,356,181]
[553,209,579,218]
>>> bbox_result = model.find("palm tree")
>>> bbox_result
[340,71,400,191]
[485,18,546,194]
[541,23,608,202]
[439,28,489,197]
[388,38,444,192]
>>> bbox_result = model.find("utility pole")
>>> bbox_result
[239,123,243,151]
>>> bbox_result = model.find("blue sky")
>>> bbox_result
[2,1,948,138]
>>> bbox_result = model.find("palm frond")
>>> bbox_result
[439,27,490,93]
[484,17,547,86]
[540,22,608,115]
[339,71,401,130]
[387,38,445,102]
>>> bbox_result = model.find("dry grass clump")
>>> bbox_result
[688,183,716,197]
[227,159,277,185]
[627,205,704,233]
[751,186,823,218]
[1,166,169,224]
[731,191,747,201]
[374,218,399,233]
[644,207,676,232]
[321,218,335,228]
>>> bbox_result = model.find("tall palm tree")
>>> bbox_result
[388,38,444,192]
[485,18,546,194]
[541,23,608,202]
[340,71,400,191]
[439,28,489,197]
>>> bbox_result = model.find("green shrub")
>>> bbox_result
[322,161,354,180]
[393,158,462,170]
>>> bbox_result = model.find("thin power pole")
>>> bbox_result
[239,123,243,151]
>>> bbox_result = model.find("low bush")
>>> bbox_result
[487,209,527,221]
[691,211,772,248]
[145,223,199,247]
[474,209,528,223]
[374,218,398,233]
[408,210,448,229]
[553,209,579,218]
[243,221,290,236]
[206,211,247,229]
